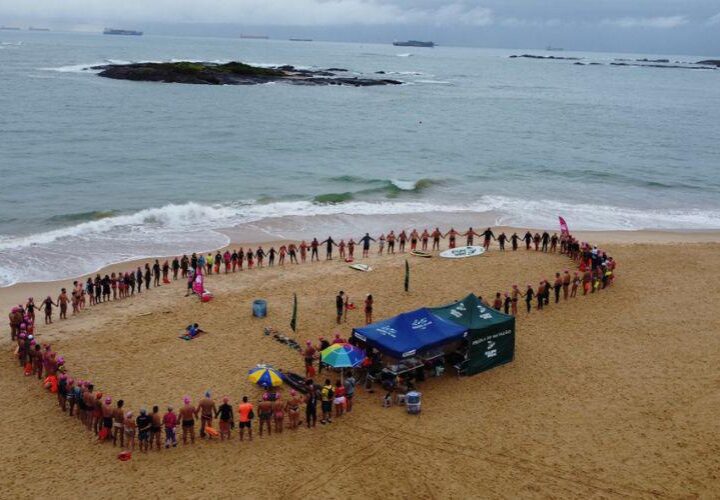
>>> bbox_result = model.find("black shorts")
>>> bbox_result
[239,421,251,428]
[139,430,150,442]
[321,401,332,413]
[103,417,113,429]
[182,419,194,428]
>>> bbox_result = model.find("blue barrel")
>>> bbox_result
[252,299,267,318]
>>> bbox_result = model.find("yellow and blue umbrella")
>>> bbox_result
[321,343,366,368]
[247,364,283,388]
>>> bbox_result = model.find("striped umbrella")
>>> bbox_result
[247,364,283,388]
[321,343,366,369]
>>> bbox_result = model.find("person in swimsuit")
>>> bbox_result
[523,231,533,250]
[511,233,520,251]
[237,249,245,270]
[398,230,407,253]
[571,272,580,298]
[41,296,57,324]
[205,253,213,275]
[358,233,375,257]
[550,233,559,252]
[497,233,507,251]
[333,380,346,418]
[308,240,317,262]
[173,256,181,279]
[112,399,125,447]
[286,390,302,430]
[305,381,318,428]
[303,341,316,378]
[336,291,345,325]
[258,394,273,436]
[321,237,337,260]
[230,251,238,272]
[553,273,563,303]
[56,288,70,320]
[197,391,217,439]
[364,294,373,324]
[246,250,254,269]
[267,247,276,266]
[347,238,356,260]
[343,373,357,412]
[503,293,511,315]
[338,240,346,260]
[377,234,385,254]
[524,284,534,314]
[409,230,419,251]
[123,411,137,451]
[421,229,430,251]
[463,227,479,247]
[492,293,502,311]
[150,406,162,451]
[143,265,151,290]
[216,397,234,441]
[481,228,496,250]
[541,232,550,252]
[179,397,197,444]
[288,243,298,264]
[278,245,286,265]
[237,396,254,441]
[386,231,396,254]
[136,408,152,452]
[256,247,265,267]
[136,267,143,293]
[533,233,541,251]
[444,228,458,249]
[431,228,442,250]
[562,270,571,300]
[273,394,285,433]
[510,285,521,316]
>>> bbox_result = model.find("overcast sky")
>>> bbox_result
[1,0,718,54]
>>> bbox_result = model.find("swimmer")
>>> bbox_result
[492,293,502,311]
[286,390,302,429]
[258,394,273,436]
[364,294,373,324]
[136,408,152,452]
[541,232,550,252]
[338,239,346,260]
[197,391,217,439]
[333,380,346,418]
[216,397,233,440]
[398,230,407,253]
[523,231,533,250]
[56,289,69,320]
[463,227,479,247]
[112,400,125,447]
[123,411,137,451]
[533,233,541,251]
[431,227,443,251]
[41,296,57,324]
[562,270,571,300]
[444,228,458,249]
[387,231,396,254]
[409,229,419,251]
[278,245,286,265]
[179,396,197,444]
[310,238,320,262]
[571,272,580,298]
[273,393,284,433]
[288,243,298,264]
[553,273,562,303]
[497,232,507,251]
[321,237,337,260]
[150,406,162,451]
[267,247,276,266]
[163,406,178,448]
[510,285,521,316]
[255,246,265,267]
[510,233,520,251]
[481,227,496,250]
[524,284,534,314]
[377,234,386,254]
[421,229,430,251]
[347,238,356,259]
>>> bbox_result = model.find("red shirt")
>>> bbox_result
[163,412,177,429]
[334,386,346,398]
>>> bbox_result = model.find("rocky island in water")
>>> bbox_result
[90,61,403,86]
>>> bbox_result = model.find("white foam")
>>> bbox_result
[396,53,412,57]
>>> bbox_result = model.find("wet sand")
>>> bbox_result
[1,230,719,498]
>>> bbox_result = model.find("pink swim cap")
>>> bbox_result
[105,397,112,404]
[57,356,64,365]
[262,394,269,401]
[223,396,229,403]
[290,390,296,396]
[183,396,190,404]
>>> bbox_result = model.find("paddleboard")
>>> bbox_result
[349,263,372,272]
[410,250,432,258]
[439,246,486,259]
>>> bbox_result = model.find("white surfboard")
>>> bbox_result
[349,263,372,272]
[439,246,486,259]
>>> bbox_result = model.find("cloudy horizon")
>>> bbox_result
[1,0,718,55]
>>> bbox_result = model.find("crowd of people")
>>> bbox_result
[7,225,617,456]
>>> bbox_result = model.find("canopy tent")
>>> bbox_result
[431,294,515,376]
[352,307,467,359]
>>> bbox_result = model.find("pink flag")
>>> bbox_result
[559,216,569,236]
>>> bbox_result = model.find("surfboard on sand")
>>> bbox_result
[439,246,486,259]
[410,250,432,258]
[349,263,372,272]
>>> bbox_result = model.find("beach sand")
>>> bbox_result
[1,231,719,498]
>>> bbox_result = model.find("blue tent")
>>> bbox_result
[352,307,468,359]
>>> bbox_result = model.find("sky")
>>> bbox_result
[1,0,718,54]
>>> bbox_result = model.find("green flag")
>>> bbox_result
[404,259,409,292]
[290,293,298,332]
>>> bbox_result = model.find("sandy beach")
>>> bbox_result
[2,228,720,498]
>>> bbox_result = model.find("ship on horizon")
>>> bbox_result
[0,26,21,31]
[545,45,564,51]
[103,28,143,36]
[240,34,268,39]
[289,38,312,42]
[393,40,435,48]
[28,27,50,31]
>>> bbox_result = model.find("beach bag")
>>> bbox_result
[248,410,255,420]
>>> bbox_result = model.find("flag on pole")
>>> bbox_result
[404,259,409,292]
[290,293,298,332]
[559,216,570,236]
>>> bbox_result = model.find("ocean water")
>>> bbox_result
[1,31,719,286]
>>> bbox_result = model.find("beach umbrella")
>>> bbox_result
[247,364,283,388]
[321,343,366,369]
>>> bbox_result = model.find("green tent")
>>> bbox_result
[430,293,515,376]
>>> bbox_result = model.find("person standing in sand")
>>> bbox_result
[481,228,496,250]
[364,294,373,324]
[303,341,316,378]
[431,228,443,250]
[197,391,217,439]
[410,229,419,251]
[309,239,318,262]
[398,230,408,252]
[150,406,162,451]
[162,406,178,448]
[562,270,571,300]
[336,291,345,325]
[179,397,197,444]
[123,411,137,452]
[216,397,234,441]
[511,285,521,315]
[258,394,273,437]
[571,272,580,298]
[378,234,386,254]
[524,284,534,314]
[553,273,563,303]
[359,233,375,257]
[320,379,334,424]
[338,239,346,260]
[136,408,152,452]
[278,245,287,265]
[387,231,396,254]
[444,228,458,249]
[305,382,318,428]
[347,238,356,260]
[511,233,520,251]
[56,289,69,320]
[273,394,285,433]
[255,246,265,267]
[41,296,57,324]
[463,227,479,247]
[288,243,298,264]
[268,246,276,266]
[112,399,125,447]
[421,229,429,251]
[497,232,507,251]
[286,390,302,429]
[237,396,254,441]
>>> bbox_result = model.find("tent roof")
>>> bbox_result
[430,294,513,329]
[352,307,467,359]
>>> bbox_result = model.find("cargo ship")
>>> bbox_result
[393,40,434,47]
[289,38,312,42]
[29,27,50,31]
[103,28,143,36]
[240,34,269,39]
[0,26,21,31]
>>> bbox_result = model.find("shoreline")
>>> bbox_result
[1,220,719,315]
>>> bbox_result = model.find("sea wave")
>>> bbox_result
[1,197,719,286]
[324,176,443,199]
